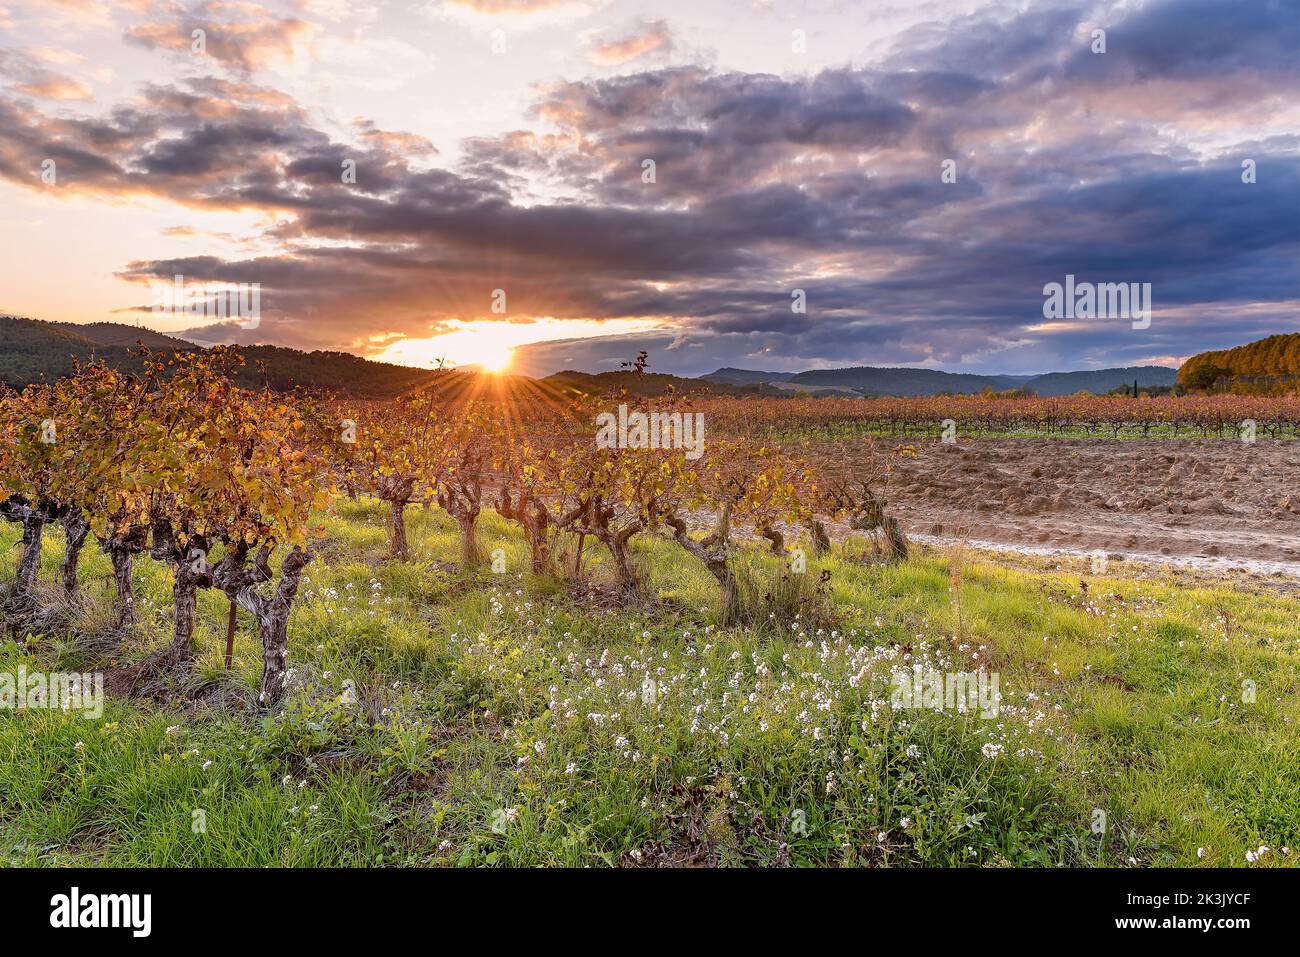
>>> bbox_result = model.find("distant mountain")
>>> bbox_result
[3,316,761,400]
[228,344,444,398]
[696,364,1178,397]
[787,366,1009,396]
[702,367,798,385]
[989,374,1037,387]
[0,315,1235,401]
[544,369,755,397]
[1022,366,1178,396]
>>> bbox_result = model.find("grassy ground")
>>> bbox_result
[1,499,1297,867]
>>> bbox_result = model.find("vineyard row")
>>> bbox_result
[1,351,905,708]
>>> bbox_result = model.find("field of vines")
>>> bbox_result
[4,352,1299,713]
[3,350,1299,868]
[0,350,909,709]
[699,394,1300,441]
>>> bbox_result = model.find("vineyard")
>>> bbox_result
[3,357,1299,707]
[2,354,1298,867]
[697,394,1300,441]
[1,351,916,708]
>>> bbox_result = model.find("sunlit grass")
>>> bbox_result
[1,504,1296,867]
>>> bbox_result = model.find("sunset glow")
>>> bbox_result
[374,318,665,373]
[0,0,1294,377]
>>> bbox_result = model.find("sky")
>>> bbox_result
[0,0,1296,378]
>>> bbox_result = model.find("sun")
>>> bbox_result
[374,317,663,375]
[426,326,514,372]
[376,327,514,373]
[471,344,514,373]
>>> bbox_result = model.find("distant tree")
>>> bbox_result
[1181,363,1232,392]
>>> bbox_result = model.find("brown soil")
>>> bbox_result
[806,438,1300,570]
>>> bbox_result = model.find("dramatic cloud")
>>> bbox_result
[1,0,1296,373]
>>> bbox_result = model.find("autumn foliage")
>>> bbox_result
[1,350,331,706]
[11,351,1297,713]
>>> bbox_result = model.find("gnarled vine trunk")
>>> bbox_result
[879,515,909,562]
[152,522,212,663]
[438,482,482,568]
[580,499,644,593]
[109,547,136,629]
[807,518,831,556]
[666,509,738,621]
[15,516,44,608]
[99,525,148,630]
[60,510,90,598]
[375,475,415,560]
[456,514,479,567]
[169,569,202,661]
[498,487,551,574]
[1,498,49,622]
[217,545,312,709]
[757,523,785,556]
[844,486,909,563]
[388,499,410,560]
[600,529,639,591]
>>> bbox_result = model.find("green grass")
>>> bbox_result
[1,498,1297,867]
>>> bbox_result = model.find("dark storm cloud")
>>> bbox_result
[1,0,1296,368]
[1061,0,1300,82]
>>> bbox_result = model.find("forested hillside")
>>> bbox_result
[0,316,439,398]
[1178,333,1300,391]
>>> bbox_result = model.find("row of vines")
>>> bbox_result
[699,394,1300,440]
[0,350,904,709]
[11,353,1291,710]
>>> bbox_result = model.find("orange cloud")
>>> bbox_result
[125,1,319,73]
[16,76,93,100]
[587,20,672,66]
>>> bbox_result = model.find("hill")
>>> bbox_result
[1178,333,1300,391]
[53,321,191,350]
[229,345,442,398]
[701,368,797,386]
[4,315,1283,400]
[0,316,149,385]
[786,366,1010,396]
[1022,366,1178,397]
[704,364,1178,397]
[0,316,441,398]
[544,369,756,398]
